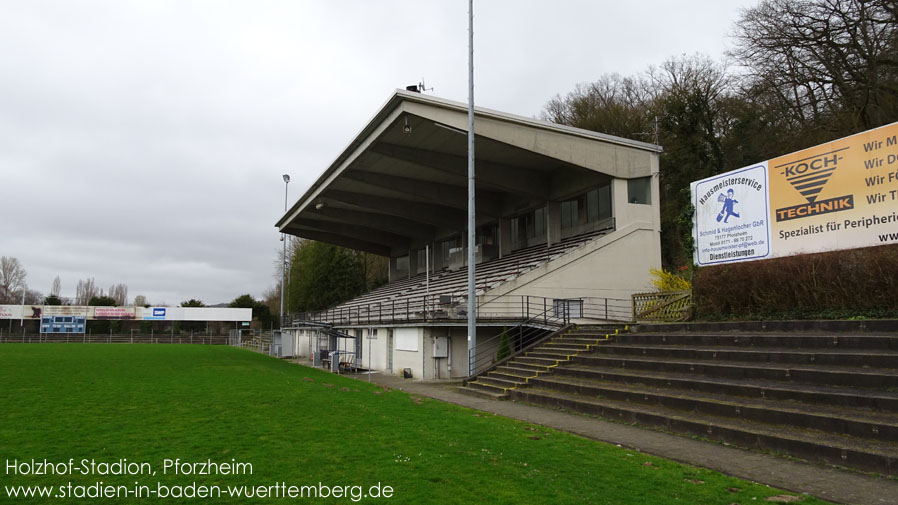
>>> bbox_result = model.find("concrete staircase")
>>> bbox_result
[458,326,621,399]
[508,327,898,475]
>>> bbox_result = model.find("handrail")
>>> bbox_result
[467,296,571,377]
[291,294,632,328]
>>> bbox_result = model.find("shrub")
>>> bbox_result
[649,268,691,292]
[496,327,512,362]
[694,244,898,320]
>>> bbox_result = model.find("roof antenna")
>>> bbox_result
[405,79,434,93]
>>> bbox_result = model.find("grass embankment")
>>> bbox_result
[0,345,829,504]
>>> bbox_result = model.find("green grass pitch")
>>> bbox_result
[0,344,829,504]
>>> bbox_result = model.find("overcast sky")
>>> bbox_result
[1,0,756,306]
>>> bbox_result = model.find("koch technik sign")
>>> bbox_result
[692,121,898,266]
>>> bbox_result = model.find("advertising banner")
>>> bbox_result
[142,307,175,320]
[692,163,771,266]
[0,305,23,319]
[181,307,249,322]
[94,307,136,320]
[0,305,251,321]
[769,122,898,256]
[693,121,898,265]
[28,306,89,319]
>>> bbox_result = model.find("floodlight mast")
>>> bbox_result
[281,174,290,328]
[466,0,476,376]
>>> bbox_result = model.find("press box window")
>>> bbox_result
[627,177,652,205]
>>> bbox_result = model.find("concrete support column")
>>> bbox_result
[408,249,419,277]
[612,179,630,226]
[498,218,512,258]
[389,255,410,280]
[433,241,445,270]
[547,200,561,246]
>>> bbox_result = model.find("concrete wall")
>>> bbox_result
[390,327,422,378]
[479,223,661,314]
[419,326,495,380]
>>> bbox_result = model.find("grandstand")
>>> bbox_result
[276,90,662,379]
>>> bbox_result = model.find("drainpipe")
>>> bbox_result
[447,332,452,376]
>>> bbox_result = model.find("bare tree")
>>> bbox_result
[262,284,281,319]
[542,54,736,268]
[24,289,43,305]
[0,256,27,303]
[51,276,61,298]
[75,278,100,306]
[109,283,128,306]
[542,74,654,140]
[732,0,898,137]
[270,236,304,316]
[133,295,148,307]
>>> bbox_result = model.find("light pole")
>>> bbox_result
[466,0,477,376]
[280,174,290,328]
[20,284,26,337]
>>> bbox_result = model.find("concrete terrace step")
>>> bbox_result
[488,369,537,383]
[510,387,898,475]
[457,385,507,400]
[491,365,541,378]
[531,345,586,353]
[539,343,593,352]
[553,365,898,412]
[503,361,553,372]
[564,330,624,338]
[477,376,521,389]
[572,354,898,389]
[594,344,898,368]
[620,333,898,350]
[514,356,567,367]
[549,337,610,346]
[466,380,509,395]
[525,349,580,359]
[525,353,575,362]
[458,325,608,400]
[527,375,898,442]
[568,324,628,331]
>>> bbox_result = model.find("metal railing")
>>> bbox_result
[293,294,465,326]
[233,330,273,353]
[465,296,631,377]
[294,294,632,328]
[467,297,572,377]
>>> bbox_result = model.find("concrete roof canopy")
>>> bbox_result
[277,90,661,257]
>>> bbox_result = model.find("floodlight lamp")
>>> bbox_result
[403,116,411,134]
[315,201,327,210]
[283,174,290,183]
